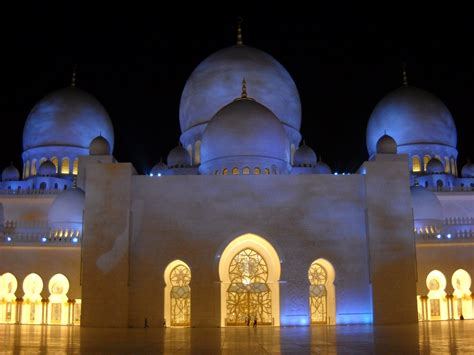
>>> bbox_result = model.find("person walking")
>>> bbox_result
[253,317,257,328]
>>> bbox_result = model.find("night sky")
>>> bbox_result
[2,6,474,174]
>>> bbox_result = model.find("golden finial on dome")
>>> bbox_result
[241,78,248,98]
[402,62,408,86]
[236,17,243,45]
[71,64,77,87]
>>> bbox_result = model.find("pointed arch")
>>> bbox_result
[218,233,281,326]
[164,260,191,327]
[0,272,18,323]
[426,270,448,320]
[22,273,43,324]
[412,156,421,172]
[451,269,472,319]
[308,258,336,325]
[48,273,70,324]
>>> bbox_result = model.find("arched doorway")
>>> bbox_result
[226,248,272,325]
[0,273,17,323]
[164,260,191,327]
[22,273,43,324]
[219,233,281,326]
[308,259,336,325]
[48,274,69,325]
[451,269,472,319]
[426,270,448,320]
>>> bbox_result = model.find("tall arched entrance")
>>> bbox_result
[226,248,272,325]
[219,233,281,326]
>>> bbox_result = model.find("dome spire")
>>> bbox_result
[241,78,248,98]
[236,17,243,45]
[71,64,77,87]
[402,62,408,86]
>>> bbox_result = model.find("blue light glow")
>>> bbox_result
[447,234,451,239]
[41,237,47,243]
[149,173,153,177]
[436,234,441,239]
[6,236,12,242]
[157,173,162,177]
[72,237,78,243]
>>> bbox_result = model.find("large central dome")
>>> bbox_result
[179,45,301,146]
[23,87,114,151]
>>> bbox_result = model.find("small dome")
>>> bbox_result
[38,160,57,176]
[314,160,332,174]
[367,86,457,156]
[200,98,290,174]
[23,87,114,152]
[293,143,317,167]
[89,135,111,155]
[376,134,397,154]
[461,162,474,178]
[2,164,20,181]
[48,188,85,230]
[426,158,444,174]
[411,185,443,223]
[167,146,191,168]
[151,161,168,176]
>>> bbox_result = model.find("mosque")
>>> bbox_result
[0,26,473,328]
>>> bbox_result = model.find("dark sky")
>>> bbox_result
[2,5,474,174]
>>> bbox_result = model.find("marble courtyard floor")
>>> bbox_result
[1,320,473,354]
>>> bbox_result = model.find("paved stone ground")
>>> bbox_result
[0,320,473,354]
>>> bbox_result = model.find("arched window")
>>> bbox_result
[223,168,228,176]
[444,157,451,173]
[226,248,272,325]
[31,159,37,176]
[48,274,70,325]
[61,158,70,174]
[308,259,336,325]
[308,262,327,324]
[25,160,30,178]
[412,156,421,172]
[450,158,456,176]
[254,167,261,175]
[264,168,270,175]
[242,167,250,175]
[232,167,239,175]
[51,157,59,173]
[73,158,79,175]
[22,273,43,324]
[423,155,431,171]
[39,182,47,190]
[451,269,472,320]
[167,262,191,327]
[0,273,18,323]
[436,180,443,191]
[194,141,201,165]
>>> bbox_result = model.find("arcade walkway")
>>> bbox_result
[0,320,473,353]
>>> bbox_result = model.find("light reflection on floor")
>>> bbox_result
[0,320,473,354]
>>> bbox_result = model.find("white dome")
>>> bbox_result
[151,161,168,176]
[411,186,443,222]
[376,134,397,154]
[38,160,57,176]
[179,45,301,146]
[2,164,20,181]
[200,98,290,174]
[367,86,457,156]
[23,87,114,152]
[167,146,191,168]
[461,163,474,178]
[89,135,111,155]
[426,158,444,174]
[314,160,332,174]
[48,188,85,230]
[293,144,317,167]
